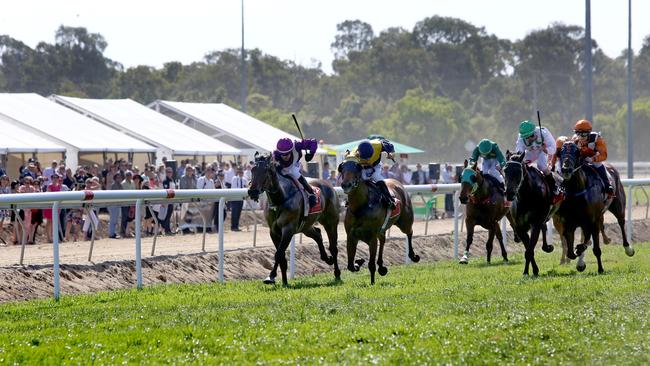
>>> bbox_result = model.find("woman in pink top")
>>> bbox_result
[43,173,63,242]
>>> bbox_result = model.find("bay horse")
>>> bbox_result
[458,160,509,264]
[247,152,341,285]
[338,156,420,285]
[555,141,633,273]
[503,152,560,276]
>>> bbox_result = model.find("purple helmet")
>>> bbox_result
[276,138,294,154]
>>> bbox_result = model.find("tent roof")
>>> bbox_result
[153,100,326,154]
[52,96,240,155]
[333,138,425,154]
[0,115,66,154]
[0,93,155,153]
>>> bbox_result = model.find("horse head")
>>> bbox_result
[503,152,525,201]
[338,155,362,194]
[560,141,581,181]
[459,159,480,204]
[248,152,275,202]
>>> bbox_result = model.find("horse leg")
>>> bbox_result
[377,233,388,276]
[263,229,282,284]
[276,227,295,286]
[541,222,554,253]
[599,216,611,244]
[591,224,605,274]
[459,221,474,264]
[485,227,495,264]
[347,235,363,272]
[528,226,541,276]
[494,221,508,262]
[324,223,341,280]
[506,212,521,243]
[303,226,332,265]
[563,228,577,260]
[406,232,420,262]
[368,236,378,285]
[518,230,532,276]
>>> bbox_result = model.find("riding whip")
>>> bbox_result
[537,110,544,144]
[292,114,305,140]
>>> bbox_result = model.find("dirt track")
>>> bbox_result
[0,207,648,303]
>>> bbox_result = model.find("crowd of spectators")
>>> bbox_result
[0,157,253,245]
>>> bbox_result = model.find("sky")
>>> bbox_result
[2,0,649,74]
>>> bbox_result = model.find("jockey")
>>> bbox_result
[273,137,318,207]
[572,119,614,196]
[515,120,562,203]
[550,135,569,171]
[469,138,506,192]
[355,139,396,208]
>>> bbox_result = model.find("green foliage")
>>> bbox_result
[0,244,648,364]
[1,18,648,161]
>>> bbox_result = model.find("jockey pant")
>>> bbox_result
[481,158,504,184]
[280,162,302,179]
[362,165,384,182]
[523,149,551,174]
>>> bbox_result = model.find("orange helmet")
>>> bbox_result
[574,119,592,132]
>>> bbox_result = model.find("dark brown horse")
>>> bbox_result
[247,152,341,285]
[503,152,560,276]
[555,141,634,273]
[458,160,509,264]
[338,157,420,284]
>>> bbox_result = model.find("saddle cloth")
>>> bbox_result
[290,177,323,216]
[388,189,402,219]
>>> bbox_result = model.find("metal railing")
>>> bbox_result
[1,179,648,300]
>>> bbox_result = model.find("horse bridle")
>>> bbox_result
[504,160,524,194]
[560,145,584,177]
[339,160,361,191]
[250,156,279,196]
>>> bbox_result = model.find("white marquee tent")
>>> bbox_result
[0,115,65,154]
[51,95,241,165]
[0,93,155,169]
[149,100,325,156]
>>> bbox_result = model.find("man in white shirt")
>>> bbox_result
[229,168,248,232]
[43,160,58,186]
[223,163,235,188]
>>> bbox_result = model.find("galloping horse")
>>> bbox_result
[247,152,341,285]
[338,156,420,284]
[555,141,633,273]
[503,152,560,276]
[458,160,509,264]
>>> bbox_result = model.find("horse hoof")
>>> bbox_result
[576,263,586,272]
[603,237,611,245]
[334,269,341,279]
[625,246,635,257]
[410,254,420,263]
[542,245,554,253]
[503,257,509,262]
[378,266,388,276]
[355,259,365,267]
[325,256,335,266]
[263,277,276,285]
[514,234,521,243]
[459,256,468,264]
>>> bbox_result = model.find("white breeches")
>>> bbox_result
[361,166,383,181]
[481,158,504,184]
[281,162,301,179]
[523,150,550,174]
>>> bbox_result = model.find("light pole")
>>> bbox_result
[584,0,593,122]
[240,0,247,113]
[627,0,634,178]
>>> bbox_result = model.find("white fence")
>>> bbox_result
[0,179,648,300]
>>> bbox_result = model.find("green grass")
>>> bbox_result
[0,244,649,365]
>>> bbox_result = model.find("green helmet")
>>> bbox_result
[478,139,493,155]
[519,120,536,139]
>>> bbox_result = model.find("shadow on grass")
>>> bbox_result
[472,259,522,268]
[262,278,345,291]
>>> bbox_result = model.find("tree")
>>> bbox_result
[331,20,374,60]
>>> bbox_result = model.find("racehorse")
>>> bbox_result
[458,160,509,264]
[247,152,341,285]
[503,151,560,276]
[555,141,634,273]
[338,156,420,284]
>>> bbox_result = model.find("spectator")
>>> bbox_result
[141,182,156,236]
[223,163,234,188]
[213,170,228,232]
[229,168,248,232]
[400,164,412,185]
[160,167,176,235]
[81,178,101,240]
[412,163,430,185]
[43,173,63,242]
[442,164,456,216]
[328,170,338,186]
[322,162,330,180]
[380,164,393,179]
[43,160,58,186]
[63,168,75,190]
[0,175,10,244]
[120,171,135,238]
[179,164,197,189]
[23,162,38,180]
[243,164,252,181]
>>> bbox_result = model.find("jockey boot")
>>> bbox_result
[595,165,615,197]
[545,172,564,204]
[497,181,506,194]
[376,180,396,209]
[298,176,317,207]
